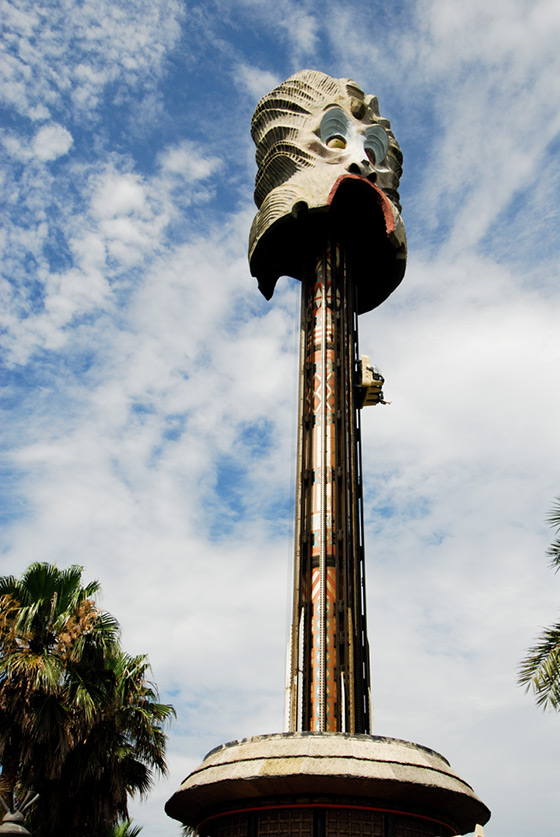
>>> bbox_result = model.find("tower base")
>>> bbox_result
[165,732,489,836]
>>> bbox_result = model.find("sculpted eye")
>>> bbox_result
[363,125,389,164]
[320,107,351,150]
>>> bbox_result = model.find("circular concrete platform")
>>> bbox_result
[165,732,490,836]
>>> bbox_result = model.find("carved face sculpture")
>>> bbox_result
[249,70,407,313]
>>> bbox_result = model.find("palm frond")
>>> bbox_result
[546,498,560,572]
[546,537,560,571]
[518,620,560,709]
[109,820,143,837]
[546,497,560,528]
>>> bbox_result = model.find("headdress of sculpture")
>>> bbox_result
[249,70,407,314]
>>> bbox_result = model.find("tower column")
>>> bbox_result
[288,238,370,734]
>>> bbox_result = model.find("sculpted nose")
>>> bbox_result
[347,160,376,181]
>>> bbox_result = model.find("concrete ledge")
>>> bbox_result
[165,732,490,834]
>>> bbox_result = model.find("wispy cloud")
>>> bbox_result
[1,0,184,120]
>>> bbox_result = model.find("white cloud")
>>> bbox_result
[158,141,221,183]
[91,172,147,218]
[280,7,318,54]
[32,122,73,160]
[0,0,184,120]
[235,63,281,101]
[28,103,50,120]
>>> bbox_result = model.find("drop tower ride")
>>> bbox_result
[166,71,490,837]
[248,72,406,735]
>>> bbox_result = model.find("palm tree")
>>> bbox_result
[0,563,120,812]
[0,563,174,836]
[519,498,560,709]
[39,652,175,835]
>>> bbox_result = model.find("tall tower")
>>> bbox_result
[287,239,373,734]
[166,71,490,837]
[249,72,406,735]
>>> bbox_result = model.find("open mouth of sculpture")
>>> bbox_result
[327,173,398,239]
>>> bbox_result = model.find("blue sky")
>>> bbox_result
[2,1,560,834]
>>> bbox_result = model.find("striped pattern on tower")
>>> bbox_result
[287,238,371,734]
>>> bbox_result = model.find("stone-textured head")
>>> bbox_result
[249,70,406,313]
